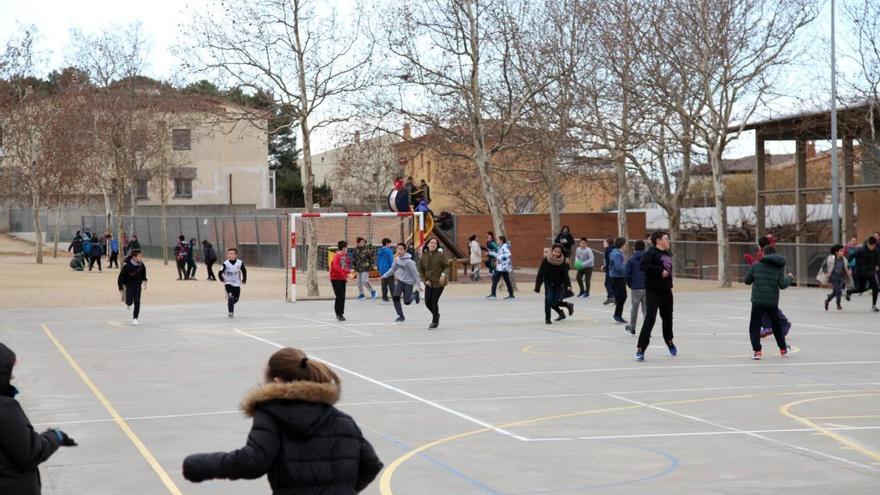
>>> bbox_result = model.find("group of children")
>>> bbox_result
[173,235,220,282]
[67,229,126,272]
[329,237,451,329]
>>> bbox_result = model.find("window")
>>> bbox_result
[130,129,146,152]
[172,129,191,150]
[135,179,149,199]
[174,178,193,198]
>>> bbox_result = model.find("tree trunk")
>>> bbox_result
[32,196,43,264]
[52,205,62,258]
[160,193,169,265]
[473,147,507,239]
[667,208,686,277]
[102,188,112,233]
[709,145,731,287]
[543,157,562,241]
[615,148,629,242]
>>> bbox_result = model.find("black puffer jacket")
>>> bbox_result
[0,344,62,495]
[183,381,383,494]
[535,257,572,290]
[641,246,674,291]
[850,243,879,279]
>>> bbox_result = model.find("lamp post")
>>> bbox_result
[831,0,840,243]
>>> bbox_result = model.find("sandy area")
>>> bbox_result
[0,234,736,309]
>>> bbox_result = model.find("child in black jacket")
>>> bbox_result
[635,231,677,361]
[118,249,147,326]
[535,245,574,324]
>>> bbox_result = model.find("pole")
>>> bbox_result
[289,214,297,302]
[830,0,841,243]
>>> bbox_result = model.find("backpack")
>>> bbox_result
[175,242,190,262]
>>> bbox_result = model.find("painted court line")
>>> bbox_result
[382,361,880,383]
[41,324,183,495]
[233,328,527,441]
[606,393,879,473]
[285,315,372,336]
[520,425,880,442]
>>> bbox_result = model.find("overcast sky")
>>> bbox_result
[0,0,854,158]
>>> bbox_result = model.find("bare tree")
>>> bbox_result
[183,0,374,297]
[845,0,880,137]
[676,0,818,287]
[330,132,400,210]
[373,0,574,240]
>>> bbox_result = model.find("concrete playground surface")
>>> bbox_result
[1,287,879,494]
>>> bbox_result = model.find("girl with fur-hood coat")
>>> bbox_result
[183,348,383,494]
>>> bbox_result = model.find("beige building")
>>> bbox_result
[135,107,273,209]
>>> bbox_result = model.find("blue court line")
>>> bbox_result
[379,432,503,495]
[504,439,680,494]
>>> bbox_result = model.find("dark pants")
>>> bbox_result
[331,280,347,316]
[826,278,845,306]
[611,277,627,319]
[749,304,787,352]
[205,260,216,280]
[425,286,444,324]
[176,260,187,279]
[109,252,118,268]
[847,275,878,306]
[490,271,513,297]
[604,271,614,299]
[88,255,102,271]
[576,267,593,295]
[125,284,142,319]
[225,285,241,313]
[637,289,674,350]
[392,281,415,318]
[544,283,566,320]
[381,277,393,301]
[187,259,197,278]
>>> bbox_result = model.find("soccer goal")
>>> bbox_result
[287,211,425,302]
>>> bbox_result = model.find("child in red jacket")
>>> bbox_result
[330,241,350,321]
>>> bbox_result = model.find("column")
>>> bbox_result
[755,134,766,238]
[843,137,855,242]
[795,139,807,285]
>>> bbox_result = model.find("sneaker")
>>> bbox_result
[415,291,421,304]
[837,304,843,311]
[824,299,830,311]
[504,295,515,300]
[667,342,678,357]
[545,319,552,325]
[603,298,613,305]
[566,302,574,316]
[780,347,788,357]
[382,297,390,303]
[635,350,645,362]
[752,351,762,360]
[873,306,879,313]
[845,291,851,301]
[132,319,139,326]
[228,313,234,318]
[613,316,627,324]
[554,314,566,322]
[428,321,438,329]
[395,316,405,323]
[336,315,346,321]
[625,325,635,335]
[370,289,377,299]
[577,291,586,298]
[486,294,497,300]
[357,294,366,300]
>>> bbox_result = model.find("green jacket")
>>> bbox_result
[744,254,793,307]
[353,245,374,273]
[418,250,450,287]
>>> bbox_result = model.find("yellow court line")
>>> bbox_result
[780,393,880,464]
[41,324,183,495]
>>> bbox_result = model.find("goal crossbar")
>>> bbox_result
[288,211,425,302]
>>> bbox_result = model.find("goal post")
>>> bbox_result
[287,211,425,302]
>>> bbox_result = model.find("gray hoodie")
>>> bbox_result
[381,253,420,285]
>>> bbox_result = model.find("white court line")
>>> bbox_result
[306,335,580,351]
[284,315,372,336]
[232,328,527,441]
[605,393,880,473]
[520,425,880,442]
[382,361,880,383]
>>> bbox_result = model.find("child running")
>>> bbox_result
[744,246,793,359]
[182,347,383,492]
[574,238,594,298]
[845,237,880,311]
[624,240,647,335]
[609,237,628,324]
[635,231,677,361]
[381,242,422,322]
[219,248,247,318]
[377,238,395,302]
[820,244,853,311]
[354,237,377,300]
[330,241,350,321]
[117,249,147,326]
[534,244,574,324]
[419,238,450,329]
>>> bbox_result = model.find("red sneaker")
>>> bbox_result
[752,351,762,360]
[780,347,789,357]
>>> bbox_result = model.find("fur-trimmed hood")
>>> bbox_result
[241,381,339,417]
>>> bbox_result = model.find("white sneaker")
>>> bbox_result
[132,319,139,326]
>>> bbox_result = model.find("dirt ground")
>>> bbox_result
[0,234,734,309]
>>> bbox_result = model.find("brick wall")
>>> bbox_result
[452,213,647,268]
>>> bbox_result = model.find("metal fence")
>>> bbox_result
[585,239,832,285]
[80,214,289,269]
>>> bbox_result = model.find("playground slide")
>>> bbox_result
[428,215,466,259]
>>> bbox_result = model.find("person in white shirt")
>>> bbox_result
[219,248,248,318]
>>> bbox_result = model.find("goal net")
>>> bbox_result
[287,212,425,301]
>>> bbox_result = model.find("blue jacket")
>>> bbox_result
[377,246,394,274]
[625,250,646,289]
[82,239,92,255]
[110,239,119,253]
[608,248,626,278]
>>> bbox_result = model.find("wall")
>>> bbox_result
[855,190,880,241]
[452,212,646,268]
